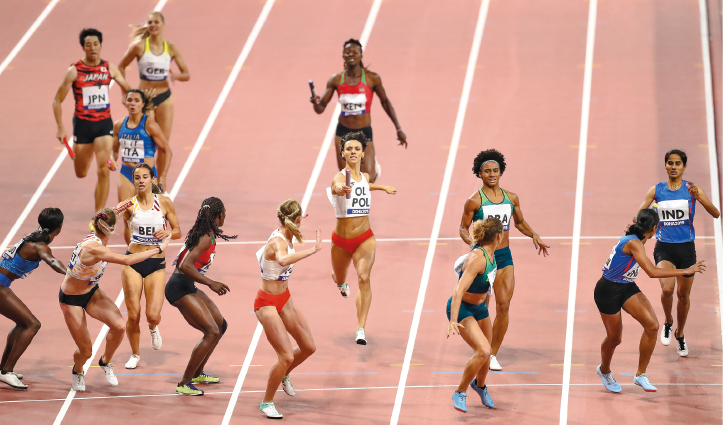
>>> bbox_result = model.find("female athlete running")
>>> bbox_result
[0,209,66,390]
[112,89,171,201]
[326,131,396,344]
[60,209,170,392]
[118,163,181,369]
[447,217,503,413]
[166,197,236,396]
[311,38,407,182]
[119,11,190,185]
[634,149,719,357]
[459,149,549,370]
[255,199,321,419]
[594,209,705,393]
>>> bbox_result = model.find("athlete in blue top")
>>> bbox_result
[0,208,66,390]
[448,217,503,414]
[635,149,719,357]
[594,209,705,394]
[459,149,549,371]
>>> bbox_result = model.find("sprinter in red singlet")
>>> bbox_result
[311,38,407,183]
[53,28,131,212]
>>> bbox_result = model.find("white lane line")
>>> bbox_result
[0,0,61,77]
[559,1,597,424]
[697,1,723,423]
[389,1,491,423]
[221,1,383,423]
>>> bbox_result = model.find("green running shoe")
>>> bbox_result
[192,373,220,384]
[176,382,204,396]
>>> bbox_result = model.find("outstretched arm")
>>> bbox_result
[626,239,705,278]
[270,228,322,267]
[634,186,656,222]
[366,173,396,194]
[510,192,549,256]
[87,237,170,266]
[36,244,66,274]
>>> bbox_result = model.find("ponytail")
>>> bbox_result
[93,208,117,236]
[277,199,304,243]
[472,217,504,246]
[626,208,660,239]
[129,11,165,42]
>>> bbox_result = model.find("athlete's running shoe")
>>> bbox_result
[661,321,673,346]
[71,370,86,392]
[470,378,494,408]
[260,401,283,419]
[150,326,162,350]
[99,358,118,386]
[633,373,657,392]
[0,371,27,390]
[488,355,502,371]
[374,160,382,181]
[282,375,295,396]
[125,354,141,369]
[596,364,621,393]
[176,382,204,396]
[15,373,23,380]
[337,283,350,298]
[356,328,367,345]
[192,373,220,384]
[675,331,689,357]
[452,391,467,413]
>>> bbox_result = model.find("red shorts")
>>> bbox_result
[254,288,290,313]
[331,229,374,255]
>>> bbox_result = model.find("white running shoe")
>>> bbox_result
[374,160,382,181]
[356,328,367,345]
[260,401,283,419]
[15,373,23,380]
[99,359,118,386]
[281,375,295,396]
[661,321,673,346]
[337,283,350,298]
[489,355,502,371]
[71,371,86,392]
[125,354,141,369]
[0,372,27,390]
[150,326,162,350]
[675,332,689,357]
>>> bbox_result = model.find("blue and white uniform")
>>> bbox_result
[0,237,41,288]
[118,114,157,183]
[602,235,641,284]
[652,180,698,273]
[594,235,643,315]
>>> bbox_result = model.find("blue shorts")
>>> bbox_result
[495,246,513,269]
[0,273,12,288]
[120,164,157,183]
[447,296,489,322]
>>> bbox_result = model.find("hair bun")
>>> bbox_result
[42,228,49,233]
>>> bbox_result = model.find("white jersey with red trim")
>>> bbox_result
[128,194,167,246]
[326,172,371,218]
[67,233,107,284]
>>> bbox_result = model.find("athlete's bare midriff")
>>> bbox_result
[334,216,370,239]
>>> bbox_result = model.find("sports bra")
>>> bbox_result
[138,38,171,81]
[473,188,514,231]
[174,235,216,276]
[337,69,373,117]
[67,234,107,285]
[454,247,497,295]
[326,171,371,218]
[119,115,156,164]
[0,235,41,280]
[128,194,167,246]
[256,229,295,281]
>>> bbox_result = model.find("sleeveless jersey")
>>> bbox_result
[173,236,216,276]
[602,235,641,284]
[72,59,111,121]
[326,171,371,218]
[337,69,373,117]
[119,115,156,164]
[256,229,295,281]
[67,234,107,284]
[653,181,696,243]
[454,247,497,294]
[0,236,41,279]
[128,195,167,246]
[138,38,171,81]
[473,188,514,231]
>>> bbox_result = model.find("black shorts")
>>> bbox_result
[126,252,166,278]
[59,285,99,309]
[594,276,642,315]
[73,116,113,145]
[653,241,696,277]
[152,89,171,107]
[165,272,197,304]
[336,123,373,141]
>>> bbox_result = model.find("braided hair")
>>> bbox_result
[343,38,369,70]
[185,197,237,250]
[24,208,64,245]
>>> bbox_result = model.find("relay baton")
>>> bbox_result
[107,159,117,171]
[308,80,316,98]
[63,137,75,160]
[345,169,351,199]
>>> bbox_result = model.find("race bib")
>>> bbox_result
[621,263,640,282]
[339,93,367,116]
[487,267,497,286]
[121,138,144,163]
[657,199,690,226]
[347,183,370,215]
[2,240,22,261]
[82,85,109,110]
[603,246,616,270]
[481,204,513,230]
[198,253,215,276]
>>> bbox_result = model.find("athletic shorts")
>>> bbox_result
[495,246,513,269]
[73,116,113,145]
[165,272,197,304]
[120,164,157,183]
[59,285,99,309]
[446,296,489,322]
[336,123,373,141]
[126,252,166,278]
[152,89,171,107]
[332,229,374,255]
[254,288,290,314]
[654,241,696,278]
[593,276,641,315]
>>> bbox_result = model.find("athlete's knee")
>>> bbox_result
[661,286,675,298]
[676,288,690,302]
[474,346,491,361]
[125,314,141,328]
[606,334,623,347]
[301,340,316,356]
[495,298,511,314]
[205,325,221,341]
[146,312,161,328]
[75,168,88,178]
[28,319,41,334]
[278,352,294,368]
[78,346,93,360]
[646,318,659,334]
[358,273,371,287]
[110,320,126,335]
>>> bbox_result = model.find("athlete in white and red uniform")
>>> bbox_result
[311,38,407,183]
[53,28,131,212]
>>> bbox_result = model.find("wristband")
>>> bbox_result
[157,246,162,255]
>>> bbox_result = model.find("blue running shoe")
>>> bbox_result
[596,365,621,393]
[452,391,467,413]
[470,379,494,408]
[633,373,657,392]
